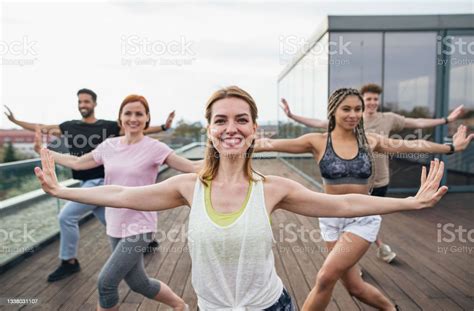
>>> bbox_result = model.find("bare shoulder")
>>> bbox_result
[166,173,198,202]
[261,175,294,210]
[301,132,325,142]
[170,173,198,188]
[304,132,327,152]
[263,175,298,195]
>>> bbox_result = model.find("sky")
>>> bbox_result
[1,0,473,129]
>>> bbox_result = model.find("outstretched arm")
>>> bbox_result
[275,159,447,217]
[142,110,176,135]
[34,149,188,211]
[404,105,465,129]
[254,133,317,154]
[371,125,473,154]
[34,128,98,170]
[4,105,62,136]
[280,98,328,129]
[165,152,203,173]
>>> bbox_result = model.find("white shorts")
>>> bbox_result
[318,215,381,243]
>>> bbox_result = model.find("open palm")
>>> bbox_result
[3,105,15,122]
[414,159,448,209]
[165,110,175,129]
[453,124,474,152]
[34,149,61,196]
[280,98,292,117]
[447,105,466,122]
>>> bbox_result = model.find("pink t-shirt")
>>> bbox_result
[92,136,173,238]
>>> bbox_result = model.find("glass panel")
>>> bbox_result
[446,35,474,187]
[314,33,329,123]
[277,34,329,181]
[0,160,72,201]
[329,32,383,93]
[383,32,437,188]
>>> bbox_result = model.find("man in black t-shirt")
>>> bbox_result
[5,88,174,282]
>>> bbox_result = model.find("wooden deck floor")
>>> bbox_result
[0,159,472,310]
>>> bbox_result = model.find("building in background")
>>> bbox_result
[0,129,36,157]
[278,14,474,192]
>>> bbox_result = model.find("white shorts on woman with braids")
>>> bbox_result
[318,215,382,243]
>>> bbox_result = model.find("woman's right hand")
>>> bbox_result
[34,148,62,197]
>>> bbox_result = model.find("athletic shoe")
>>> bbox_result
[376,243,396,263]
[47,259,81,282]
[145,240,160,255]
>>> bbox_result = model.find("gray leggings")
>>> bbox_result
[98,232,161,308]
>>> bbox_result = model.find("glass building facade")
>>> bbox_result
[278,15,474,192]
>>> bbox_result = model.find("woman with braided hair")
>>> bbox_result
[255,87,473,310]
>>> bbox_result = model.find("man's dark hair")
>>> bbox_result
[77,88,97,102]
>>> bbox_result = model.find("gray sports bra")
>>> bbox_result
[318,133,372,185]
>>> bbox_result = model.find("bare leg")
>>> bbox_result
[153,282,187,310]
[302,232,395,311]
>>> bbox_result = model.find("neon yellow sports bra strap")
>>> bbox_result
[205,180,253,227]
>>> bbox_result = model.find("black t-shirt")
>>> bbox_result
[59,119,121,181]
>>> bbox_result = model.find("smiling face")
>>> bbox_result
[362,92,380,115]
[334,95,364,131]
[208,97,257,158]
[119,101,150,135]
[77,93,96,118]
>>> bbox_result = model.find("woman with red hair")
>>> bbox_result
[34,94,198,310]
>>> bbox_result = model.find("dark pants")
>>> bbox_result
[265,288,295,311]
[371,185,388,197]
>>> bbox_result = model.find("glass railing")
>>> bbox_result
[0,159,72,201]
[0,143,206,270]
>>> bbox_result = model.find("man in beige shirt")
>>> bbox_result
[280,83,465,263]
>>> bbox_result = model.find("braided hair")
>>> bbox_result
[327,88,376,192]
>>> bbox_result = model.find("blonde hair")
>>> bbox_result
[199,86,264,185]
[327,88,375,191]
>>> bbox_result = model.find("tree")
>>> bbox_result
[173,119,204,142]
[3,141,17,163]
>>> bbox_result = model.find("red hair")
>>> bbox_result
[117,95,151,129]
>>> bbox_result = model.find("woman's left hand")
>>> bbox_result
[414,159,448,209]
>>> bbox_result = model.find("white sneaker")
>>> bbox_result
[376,243,396,263]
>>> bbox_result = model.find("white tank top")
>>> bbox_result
[188,176,283,310]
